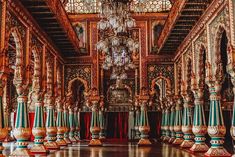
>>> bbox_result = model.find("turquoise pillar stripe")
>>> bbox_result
[182,107,192,126]
[64,111,69,127]
[15,101,29,128]
[74,112,78,128]
[69,111,75,128]
[99,112,105,128]
[139,109,149,126]
[46,108,56,127]
[57,111,65,127]
[91,110,99,128]
[170,109,175,126]
[174,109,182,126]
[232,96,235,126]
[33,106,44,127]
[208,99,224,127]
[193,104,206,126]
[0,97,4,128]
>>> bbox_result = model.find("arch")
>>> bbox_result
[67,77,89,96]
[150,76,171,98]
[6,27,24,74]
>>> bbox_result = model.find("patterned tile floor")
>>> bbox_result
[1,141,223,157]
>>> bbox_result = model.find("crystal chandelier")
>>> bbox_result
[97,0,139,80]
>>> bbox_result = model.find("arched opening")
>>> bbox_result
[218,30,234,151]
[69,79,89,140]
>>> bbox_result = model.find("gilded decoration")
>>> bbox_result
[209,6,230,76]
[147,64,174,91]
[64,65,91,92]
[5,11,26,56]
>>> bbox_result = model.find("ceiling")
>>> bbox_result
[19,0,81,58]
[157,0,213,55]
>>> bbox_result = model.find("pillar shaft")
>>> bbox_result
[56,105,67,146]
[89,101,102,146]
[45,105,59,150]
[138,102,151,146]
[10,96,31,157]
[99,110,105,140]
[190,90,209,152]
[169,106,176,143]
[173,98,183,145]
[181,96,194,148]
[69,108,77,143]
[0,81,8,157]
[160,110,166,140]
[31,102,47,154]
[135,108,141,140]
[74,111,80,141]
[204,86,230,157]
[64,108,71,144]
[163,108,170,142]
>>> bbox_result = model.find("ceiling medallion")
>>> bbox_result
[97,0,139,80]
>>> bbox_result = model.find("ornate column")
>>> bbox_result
[56,98,67,146]
[160,106,166,141]
[87,88,102,146]
[63,102,71,144]
[44,65,59,149]
[134,105,141,140]
[229,66,235,157]
[68,100,77,143]
[0,73,9,157]
[74,108,80,141]
[172,96,184,145]
[138,88,151,146]
[169,103,176,143]
[190,75,208,152]
[180,86,194,148]
[99,107,106,140]
[163,99,171,143]
[204,65,230,157]
[10,54,31,156]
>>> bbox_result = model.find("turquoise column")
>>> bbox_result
[69,106,77,143]
[0,80,8,156]
[181,94,194,148]
[45,103,59,150]
[163,107,170,142]
[204,85,231,157]
[169,105,176,143]
[31,101,47,154]
[135,107,141,140]
[10,95,31,156]
[89,100,102,146]
[138,99,151,146]
[56,99,67,146]
[190,88,208,152]
[160,109,166,140]
[99,109,106,140]
[63,106,71,144]
[74,109,80,141]
[230,78,235,156]
[173,97,183,145]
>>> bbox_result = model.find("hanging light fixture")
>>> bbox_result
[97,0,139,80]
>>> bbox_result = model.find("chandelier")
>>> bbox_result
[97,0,139,80]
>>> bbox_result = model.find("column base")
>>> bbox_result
[88,139,102,146]
[44,141,60,150]
[204,147,231,157]
[138,138,152,146]
[168,137,175,143]
[30,144,48,155]
[64,137,72,144]
[69,137,77,143]
[56,139,68,146]
[172,138,183,145]
[180,140,194,148]
[163,136,170,143]
[9,148,31,157]
[190,143,209,152]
